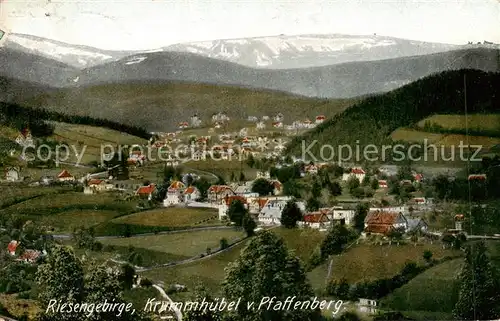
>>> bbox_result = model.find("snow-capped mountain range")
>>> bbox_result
[3,33,478,69]
[166,34,465,69]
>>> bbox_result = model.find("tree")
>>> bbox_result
[283,180,301,198]
[222,231,322,321]
[242,213,257,237]
[347,176,360,192]
[193,177,211,200]
[280,200,303,228]
[311,179,322,199]
[370,178,379,190]
[422,250,433,263]
[72,226,96,250]
[219,238,229,250]
[353,203,369,232]
[327,181,342,197]
[239,172,246,182]
[320,224,354,258]
[183,284,223,321]
[227,199,247,226]
[453,241,500,320]
[246,154,256,168]
[306,197,321,212]
[118,264,136,290]
[251,178,274,196]
[361,175,371,186]
[36,246,85,321]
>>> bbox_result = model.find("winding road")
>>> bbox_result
[152,284,183,321]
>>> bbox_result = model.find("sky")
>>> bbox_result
[0,0,499,50]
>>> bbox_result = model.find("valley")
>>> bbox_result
[0,29,499,321]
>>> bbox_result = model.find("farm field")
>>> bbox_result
[417,114,500,132]
[380,258,463,314]
[311,243,461,285]
[101,228,245,258]
[141,239,250,299]
[0,185,67,208]
[391,127,500,148]
[1,192,140,233]
[273,227,325,263]
[184,159,258,181]
[390,128,445,144]
[141,227,329,299]
[112,207,219,227]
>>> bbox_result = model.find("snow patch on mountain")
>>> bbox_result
[125,56,147,65]
[8,34,113,67]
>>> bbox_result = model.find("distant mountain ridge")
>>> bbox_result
[1,34,499,98]
[5,33,472,70]
[72,48,500,98]
[165,34,465,69]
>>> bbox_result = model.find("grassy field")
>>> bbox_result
[141,239,249,300]
[0,185,68,208]
[310,243,461,286]
[101,228,245,258]
[273,227,325,263]
[184,159,258,181]
[141,227,329,299]
[23,82,355,132]
[417,114,500,132]
[112,207,219,227]
[390,128,445,144]
[380,258,463,314]
[1,192,140,233]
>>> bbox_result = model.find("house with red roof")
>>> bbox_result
[315,115,326,124]
[364,211,408,235]
[17,249,43,264]
[7,240,19,256]
[342,167,366,182]
[184,186,200,202]
[219,195,248,220]
[272,121,283,128]
[207,185,235,203]
[468,174,487,181]
[300,209,331,229]
[57,169,74,182]
[378,180,388,189]
[178,121,189,129]
[135,184,156,200]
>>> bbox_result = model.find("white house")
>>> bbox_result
[358,299,378,314]
[256,121,266,130]
[258,199,304,226]
[183,186,200,202]
[57,169,74,182]
[342,167,366,182]
[331,208,356,225]
[164,188,183,206]
[5,167,20,182]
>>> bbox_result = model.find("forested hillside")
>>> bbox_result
[0,101,151,139]
[285,69,500,159]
